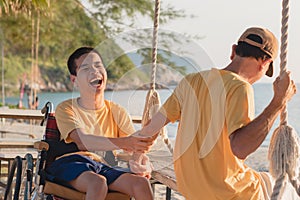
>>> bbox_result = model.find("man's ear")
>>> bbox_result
[261,58,272,70]
[263,58,272,66]
[230,44,237,60]
[258,58,272,74]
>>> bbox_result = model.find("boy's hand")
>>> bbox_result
[129,154,153,179]
[120,135,154,153]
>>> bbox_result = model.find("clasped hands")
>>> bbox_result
[122,131,156,153]
[121,131,156,178]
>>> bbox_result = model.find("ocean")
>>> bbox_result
[3,83,300,147]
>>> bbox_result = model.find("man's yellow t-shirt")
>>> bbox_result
[161,68,265,199]
[55,98,135,142]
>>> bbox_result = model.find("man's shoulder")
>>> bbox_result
[180,70,209,85]
[184,69,213,79]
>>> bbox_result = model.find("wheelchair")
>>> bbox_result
[4,102,130,200]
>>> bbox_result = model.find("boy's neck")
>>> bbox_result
[77,93,105,110]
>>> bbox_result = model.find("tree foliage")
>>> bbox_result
[82,0,185,34]
[0,0,186,96]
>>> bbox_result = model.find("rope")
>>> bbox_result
[150,0,160,90]
[131,0,173,175]
[268,0,300,199]
[141,0,173,154]
[271,174,287,199]
[279,0,289,125]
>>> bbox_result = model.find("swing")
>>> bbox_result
[141,0,173,154]
[268,0,300,199]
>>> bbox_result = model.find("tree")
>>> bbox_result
[82,0,190,84]
[0,0,187,97]
[79,0,185,35]
[0,0,49,105]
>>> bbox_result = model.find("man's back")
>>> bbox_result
[162,69,265,199]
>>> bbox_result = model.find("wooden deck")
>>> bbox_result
[0,138,38,149]
[0,123,45,139]
[0,107,44,120]
[0,138,38,188]
[0,108,43,188]
[148,149,178,199]
[117,148,179,199]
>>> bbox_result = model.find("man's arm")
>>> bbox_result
[69,128,154,153]
[137,112,171,137]
[230,71,296,159]
[129,112,171,177]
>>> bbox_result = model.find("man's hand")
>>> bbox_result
[273,71,297,108]
[115,135,155,153]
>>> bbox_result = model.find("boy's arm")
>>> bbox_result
[69,128,153,153]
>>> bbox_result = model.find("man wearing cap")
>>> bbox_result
[135,27,298,199]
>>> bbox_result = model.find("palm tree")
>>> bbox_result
[0,0,49,108]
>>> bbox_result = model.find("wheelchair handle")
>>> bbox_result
[40,102,54,126]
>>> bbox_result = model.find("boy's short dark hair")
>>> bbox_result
[67,47,104,76]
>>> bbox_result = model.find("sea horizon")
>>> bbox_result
[1,82,299,147]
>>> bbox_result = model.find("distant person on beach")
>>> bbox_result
[135,27,298,199]
[46,47,154,200]
[31,96,39,109]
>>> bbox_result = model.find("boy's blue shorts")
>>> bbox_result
[46,154,129,186]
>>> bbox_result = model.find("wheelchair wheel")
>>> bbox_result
[4,156,23,200]
[19,154,34,200]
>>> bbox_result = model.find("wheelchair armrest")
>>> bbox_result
[34,141,49,151]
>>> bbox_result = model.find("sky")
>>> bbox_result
[131,0,300,83]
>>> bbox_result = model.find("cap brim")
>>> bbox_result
[266,62,273,77]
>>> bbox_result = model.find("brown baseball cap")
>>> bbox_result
[238,27,278,77]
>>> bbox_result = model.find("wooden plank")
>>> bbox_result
[116,150,178,191]
[131,115,142,123]
[151,171,177,191]
[0,148,38,158]
[0,108,139,123]
[0,138,38,148]
[0,123,45,139]
[148,151,178,191]
[151,167,178,191]
[0,108,44,120]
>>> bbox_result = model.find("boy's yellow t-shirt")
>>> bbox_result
[55,99,135,143]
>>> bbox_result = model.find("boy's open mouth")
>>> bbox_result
[90,78,103,86]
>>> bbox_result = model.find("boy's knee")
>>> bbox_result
[133,176,151,189]
[89,174,108,191]
[131,176,153,198]
[84,174,108,200]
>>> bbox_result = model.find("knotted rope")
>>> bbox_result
[141,0,173,154]
[268,0,300,199]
